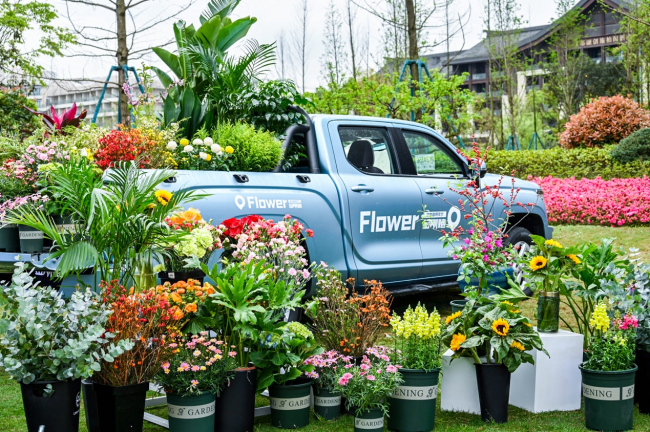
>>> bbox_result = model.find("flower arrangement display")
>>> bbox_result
[94,127,154,169]
[306,265,393,356]
[583,301,637,372]
[389,303,442,370]
[166,136,233,171]
[155,278,215,333]
[334,347,404,416]
[304,350,352,391]
[153,332,238,396]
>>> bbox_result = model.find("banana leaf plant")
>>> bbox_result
[24,103,87,134]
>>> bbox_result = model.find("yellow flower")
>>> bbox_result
[492,318,510,336]
[206,154,212,161]
[180,208,202,222]
[510,341,525,351]
[180,138,189,146]
[502,301,514,306]
[446,311,462,324]
[530,256,547,271]
[450,333,466,351]
[567,254,581,265]
[225,146,234,154]
[545,239,563,248]
[523,322,532,327]
[155,189,173,206]
[590,301,610,332]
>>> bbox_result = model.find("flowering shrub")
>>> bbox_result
[94,127,154,169]
[303,350,352,391]
[560,95,650,149]
[166,136,233,170]
[153,332,237,396]
[334,348,404,416]
[535,176,650,226]
[0,193,49,222]
[583,301,637,371]
[155,278,215,333]
[390,303,442,370]
[92,280,182,387]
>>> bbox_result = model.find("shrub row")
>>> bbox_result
[487,146,650,180]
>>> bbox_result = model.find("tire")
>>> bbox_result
[505,227,534,296]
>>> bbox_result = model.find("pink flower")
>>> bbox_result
[386,365,397,373]
[288,268,297,276]
[191,380,199,386]
[180,362,190,371]
[338,377,349,386]
[342,373,353,380]
[360,364,370,371]
[191,365,200,372]
[228,351,237,357]
[366,375,376,381]
[161,362,170,370]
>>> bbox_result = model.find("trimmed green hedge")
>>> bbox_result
[487,146,650,180]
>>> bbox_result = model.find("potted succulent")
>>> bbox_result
[387,303,443,432]
[441,298,546,423]
[334,348,404,432]
[304,351,352,421]
[252,322,324,429]
[153,332,238,432]
[0,263,132,432]
[89,280,182,432]
[580,301,638,431]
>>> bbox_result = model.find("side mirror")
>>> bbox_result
[479,161,487,178]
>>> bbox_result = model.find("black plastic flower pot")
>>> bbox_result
[167,391,215,432]
[81,379,100,432]
[581,364,637,431]
[354,408,384,432]
[537,291,560,333]
[636,350,650,413]
[214,366,256,432]
[20,378,82,432]
[18,225,44,253]
[93,381,149,432]
[387,368,440,432]
[158,269,205,285]
[0,224,19,252]
[268,380,312,429]
[475,363,511,424]
[313,386,341,421]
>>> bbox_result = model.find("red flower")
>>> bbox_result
[306,229,314,237]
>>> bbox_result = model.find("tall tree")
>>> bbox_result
[345,0,359,80]
[0,0,74,87]
[292,0,310,92]
[63,0,196,123]
[276,30,289,80]
[322,0,348,86]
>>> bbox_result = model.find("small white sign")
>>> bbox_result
[414,154,436,173]
[314,395,341,407]
[19,231,43,239]
[168,272,175,279]
[354,416,384,430]
[582,384,621,401]
[58,224,77,233]
[622,385,635,400]
[167,401,215,419]
[391,385,438,400]
[270,395,311,411]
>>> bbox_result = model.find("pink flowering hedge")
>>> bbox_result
[535,176,650,226]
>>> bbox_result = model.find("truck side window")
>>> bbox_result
[338,127,396,175]
[402,131,463,175]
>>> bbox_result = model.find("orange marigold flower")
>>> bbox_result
[184,303,198,313]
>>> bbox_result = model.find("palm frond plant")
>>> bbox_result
[3,158,206,290]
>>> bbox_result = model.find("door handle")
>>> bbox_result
[425,188,444,194]
[351,185,374,193]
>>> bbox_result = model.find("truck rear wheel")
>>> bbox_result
[505,227,533,297]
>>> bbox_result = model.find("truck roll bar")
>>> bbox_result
[273,106,320,174]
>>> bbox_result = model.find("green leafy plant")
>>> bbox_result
[583,301,637,371]
[0,263,133,385]
[611,128,650,164]
[211,122,282,172]
[524,235,581,293]
[0,88,41,139]
[389,303,443,370]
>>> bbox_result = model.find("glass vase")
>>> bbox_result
[537,291,560,333]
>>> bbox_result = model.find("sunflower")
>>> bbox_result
[545,239,563,248]
[510,341,525,351]
[567,254,581,265]
[492,318,510,336]
[450,333,467,351]
[445,311,462,324]
[530,255,547,271]
[155,189,173,206]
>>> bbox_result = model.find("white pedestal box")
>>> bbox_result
[440,349,483,414]
[509,329,584,413]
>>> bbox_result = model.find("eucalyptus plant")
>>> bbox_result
[0,263,133,386]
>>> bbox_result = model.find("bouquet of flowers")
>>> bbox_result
[583,301,637,371]
[155,279,215,333]
[304,351,352,392]
[166,137,233,171]
[334,347,404,416]
[389,303,442,370]
[524,236,581,293]
[154,332,238,396]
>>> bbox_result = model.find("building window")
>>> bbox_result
[472,83,486,95]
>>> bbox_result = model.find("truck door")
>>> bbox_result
[395,128,470,280]
[328,122,423,287]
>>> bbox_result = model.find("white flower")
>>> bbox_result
[184,145,194,153]
[79,148,88,157]
[199,152,208,160]
[167,141,178,150]
[204,137,214,146]
[217,150,223,157]
[193,138,204,146]
[211,144,221,153]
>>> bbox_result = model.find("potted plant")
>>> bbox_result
[580,301,638,431]
[0,193,50,253]
[252,322,323,429]
[0,172,33,252]
[89,280,182,432]
[156,208,221,284]
[153,332,238,432]
[523,235,580,332]
[304,351,352,421]
[0,263,132,432]
[441,298,546,423]
[334,348,404,432]
[387,303,443,432]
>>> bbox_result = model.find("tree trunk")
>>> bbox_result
[405,0,419,82]
[116,0,129,126]
[346,0,357,81]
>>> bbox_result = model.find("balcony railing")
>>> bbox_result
[472,73,487,80]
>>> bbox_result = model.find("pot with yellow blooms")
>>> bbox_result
[524,235,581,333]
[387,303,443,432]
[442,299,547,423]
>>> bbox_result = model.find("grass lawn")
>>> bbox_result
[2,225,648,431]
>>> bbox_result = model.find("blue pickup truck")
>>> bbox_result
[158,110,553,296]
